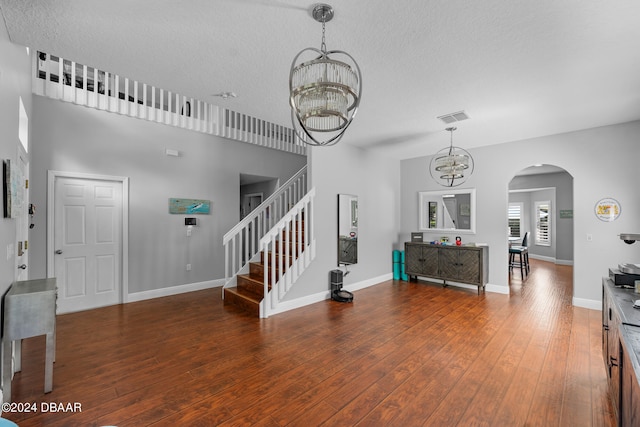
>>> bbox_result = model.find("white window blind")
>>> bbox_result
[508,203,522,238]
[535,201,551,246]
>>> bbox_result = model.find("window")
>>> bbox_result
[535,201,551,246]
[508,203,523,238]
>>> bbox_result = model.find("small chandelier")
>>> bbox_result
[429,127,474,187]
[289,4,362,147]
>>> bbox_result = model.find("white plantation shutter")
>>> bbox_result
[508,203,522,238]
[535,201,551,246]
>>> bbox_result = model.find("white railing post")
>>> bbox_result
[222,166,308,286]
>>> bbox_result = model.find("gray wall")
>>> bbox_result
[240,179,278,219]
[29,95,306,296]
[283,142,400,301]
[401,121,640,306]
[509,170,574,263]
[0,20,32,297]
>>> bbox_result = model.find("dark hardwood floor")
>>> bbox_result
[3,259,615,426]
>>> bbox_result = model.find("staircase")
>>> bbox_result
[223,167,316,318]
[224,216,306,316]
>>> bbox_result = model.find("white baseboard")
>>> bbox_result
[126,279,224,303]
[344,273,393,293]
[528,254,574,266]
[572,297,601,311]
[268,273,393,316]
[485,283,509,294]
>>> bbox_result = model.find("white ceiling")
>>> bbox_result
[1,0,639,160]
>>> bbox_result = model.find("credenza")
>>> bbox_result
[404,242,488,294]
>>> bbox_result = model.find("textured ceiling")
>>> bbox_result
[1,0,639,159]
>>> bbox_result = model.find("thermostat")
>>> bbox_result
[185,218,197,226]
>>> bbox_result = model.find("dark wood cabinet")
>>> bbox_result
[603,283,622,417]
[602,278,640,426]
[404,242,488,294]
[620,325,640,427]
[405,244,439,277]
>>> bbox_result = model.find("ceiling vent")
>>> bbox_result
[437,110,469,124]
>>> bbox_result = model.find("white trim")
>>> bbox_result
[127,279,223,303]
[572,297,601,311]
[528,254,555,263]
[528,254,574,266]
[47,170,130,303]
[343,273,394,293]
[485,283,509,294]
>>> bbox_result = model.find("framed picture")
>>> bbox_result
[169,198,211,214]
[2,159,23,219]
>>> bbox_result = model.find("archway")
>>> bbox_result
[508,164,574,294]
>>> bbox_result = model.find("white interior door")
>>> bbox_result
[54,176,123,313]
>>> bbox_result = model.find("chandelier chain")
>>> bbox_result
[321,21,327,53]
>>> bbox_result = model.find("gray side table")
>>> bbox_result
[2,278,57,403]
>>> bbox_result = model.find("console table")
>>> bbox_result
[2,278,57,403]
[404,242,488,294]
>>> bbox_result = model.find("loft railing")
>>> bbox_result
[31,51,306,156]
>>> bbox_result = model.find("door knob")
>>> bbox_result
[18,264,27,270]
[55,250,63,254]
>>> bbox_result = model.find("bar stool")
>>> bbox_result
[509,232,530,279]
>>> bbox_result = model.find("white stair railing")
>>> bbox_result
[260,188,315,318]
[223,166,308,287]
[31,51,306,155]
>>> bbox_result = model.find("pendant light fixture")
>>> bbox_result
[289,3,362,147]
[429,127,474,187]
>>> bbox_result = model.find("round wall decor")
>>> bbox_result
[594,197,621,222]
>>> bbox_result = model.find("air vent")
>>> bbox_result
[437,110,469,124]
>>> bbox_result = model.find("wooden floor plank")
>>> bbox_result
[3,259,614,426]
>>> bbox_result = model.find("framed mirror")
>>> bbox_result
[418,188,475,233]
[338,194,358,265]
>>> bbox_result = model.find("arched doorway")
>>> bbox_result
[508,164,574,295]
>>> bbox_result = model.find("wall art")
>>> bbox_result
[169,198,210,214]
[594,197,620,222]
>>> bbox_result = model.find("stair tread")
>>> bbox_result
[224,286,263,302]
[238,273,262,284]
